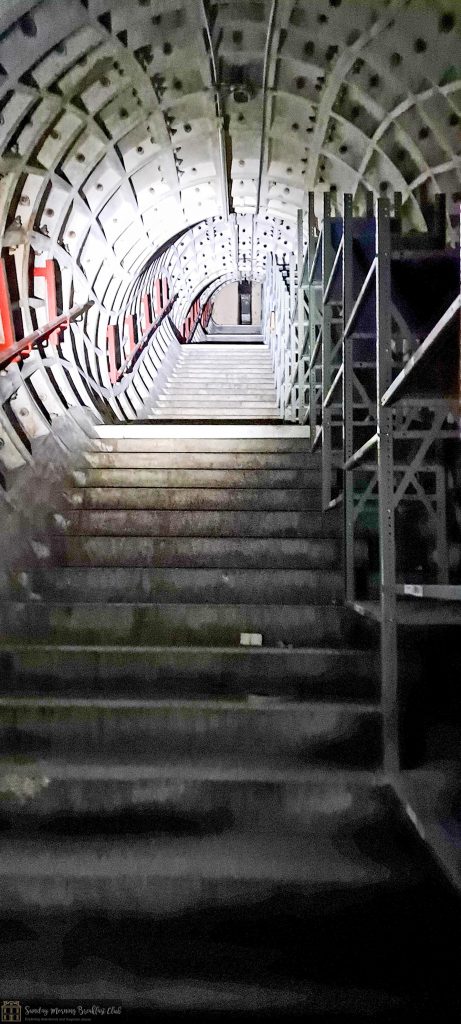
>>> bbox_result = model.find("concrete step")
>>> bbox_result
[160,393,277,402]
[65,487,330,513]
[94,437,312,453]
[0,805,412,921]
[83,452,317,470]
[71,468,322,489]
[159,396,276,403]
[55,512,339,542]
[164,382,277,390]
[171,366,275,372]
[24,566,344,601]
[163,378,273,383]
[172,365,274,371]
[161,398,277,405]
[149,413,282,421]
[173,365,274,370]
[176,360,272,365]
[0,601,358,648]
[0,698,381,769]
[154,408,280,416]
[168,377,276,385]
[174,355,272,359]
[0,644,378,701]
[54,537,341,569]
[174,367,274,374]
[0,813,458,1018]
[0,758,384,822]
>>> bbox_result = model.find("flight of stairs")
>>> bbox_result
[0,427,458,1016]
[151,342,280,420]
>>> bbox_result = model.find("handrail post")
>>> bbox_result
[297,208,305,425]
[343,194,355,604]
[376,196,398,773]
[307,192,317,447]
[322,191,334,509]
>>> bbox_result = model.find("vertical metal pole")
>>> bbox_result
[322,192,334,510]
[376,197,398,774]
[435,465,449,584]
[289,250,297,422]
[297,208,305,425]
[343,195,355,604]
[308,192,317,447]
[366,190,374,220]
[284,278,290,417]
[394,192,402,225]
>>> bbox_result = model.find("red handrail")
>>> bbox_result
[0,302,93,371]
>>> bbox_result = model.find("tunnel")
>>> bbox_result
[0,0,461,1018]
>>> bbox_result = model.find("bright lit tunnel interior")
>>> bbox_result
[0,0,460,457]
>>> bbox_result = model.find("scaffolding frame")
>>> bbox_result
[285,190,461,773]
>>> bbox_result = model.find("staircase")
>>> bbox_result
[151,342,280,419]
[0,426,459,1016]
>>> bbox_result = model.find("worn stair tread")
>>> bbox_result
[54,536,342,569]
[0,645,377,701]
[21,566,344,602]
[94,438,312,452]
[0,698,382,769]
[0,757,383,784]
[0,601,358,641]
[0,696,379,711]
[65,487,330,512]
[55,513,339,540]
[0,641,373,658]
[71,468,322,488]
[148,415,283,421]
[0,826,412,887]
[83,453,316,468]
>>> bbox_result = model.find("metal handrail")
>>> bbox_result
[0,302,93,371]
[115,294,178,381]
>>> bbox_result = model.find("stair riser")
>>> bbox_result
[163,384,277,392]
[170,373,275,379]
[52,538,341,569]
[0,704,382,769]
[66,488,329,513]
[154,405,278,411]
[0,603,353,647]
[0,870,387,918]
[0,647,377,700]
[166,377,275,383]
[23,567,343,602]
[73,470,322,488]
[149,414,282,421]
[56,513,338,542]
[0,777,382,823]
[94,439,312,453]
[83,453,320,470]
[152,412,280,418]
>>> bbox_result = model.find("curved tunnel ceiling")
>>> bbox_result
[0,0,460,329]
